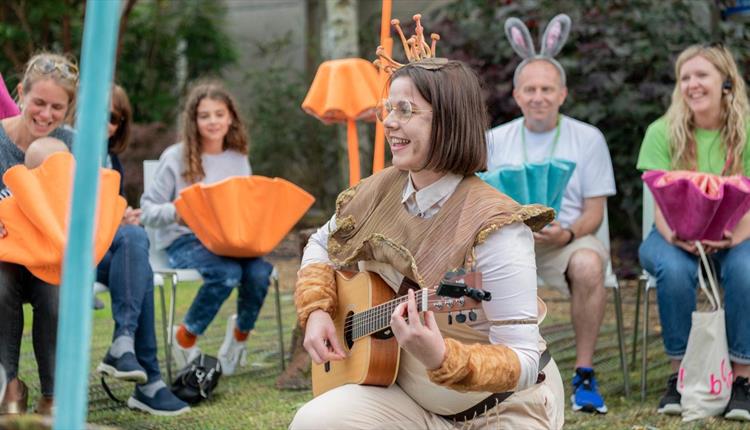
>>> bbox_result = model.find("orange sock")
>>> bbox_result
[176,325,197,348]
[234,327,249,342]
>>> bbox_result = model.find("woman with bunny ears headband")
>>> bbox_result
[486,14,617,415]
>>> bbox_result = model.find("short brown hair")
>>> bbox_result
[389,61,487,175]
[181,79,249,183]
[108,84,132,155]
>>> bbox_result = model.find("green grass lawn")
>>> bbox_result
[12,262,747,429]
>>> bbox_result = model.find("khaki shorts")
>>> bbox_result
[535,234,609,297]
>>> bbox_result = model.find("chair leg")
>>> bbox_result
[272,269,285,371]
[156,279,171,383]
[613,286,630,397]
[631,278,642,371]
[641,284,651,402]
[164,273,178,383]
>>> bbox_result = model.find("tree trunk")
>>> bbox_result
[116,0,139,66]
[323,0,359,189]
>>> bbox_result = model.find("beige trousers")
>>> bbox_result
[289,358,564,430]
[535,234,609,297]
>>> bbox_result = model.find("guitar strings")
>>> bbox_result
[341,291,477,338]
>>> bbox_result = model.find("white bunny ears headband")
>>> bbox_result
[505,14,571,87]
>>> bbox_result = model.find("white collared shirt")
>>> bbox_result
[302,171,540,389]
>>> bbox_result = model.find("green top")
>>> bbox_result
[637,116,750,176]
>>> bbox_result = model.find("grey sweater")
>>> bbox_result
[140,142,251,250]
[0,123,75,187]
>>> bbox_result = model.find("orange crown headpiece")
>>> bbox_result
[374,14,447,74]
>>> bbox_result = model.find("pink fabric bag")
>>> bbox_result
[0,73,20,119]
[642,170,750,241]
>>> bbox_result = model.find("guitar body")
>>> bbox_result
[311,271,400,397]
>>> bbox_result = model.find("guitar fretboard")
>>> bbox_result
[349,289,429,340]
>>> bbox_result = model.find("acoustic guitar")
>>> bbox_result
[312,270,490,397]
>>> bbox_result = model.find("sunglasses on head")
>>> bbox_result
[703,41,726,50]
[26,57,79,82]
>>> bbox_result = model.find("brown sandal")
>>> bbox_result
[0,379,28,415]
[35,395,54,416]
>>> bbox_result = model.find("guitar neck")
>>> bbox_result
[350,290,431,341]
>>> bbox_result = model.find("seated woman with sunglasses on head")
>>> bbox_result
[95,84,189,416]
[290,16,564,430]
[0,52,76,417]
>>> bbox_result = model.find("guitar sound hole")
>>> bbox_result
[343,311,354,349]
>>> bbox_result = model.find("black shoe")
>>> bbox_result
[97,351,148,384]
[725,376,750,421]
[657,372,681,415]
[128,383,190,416]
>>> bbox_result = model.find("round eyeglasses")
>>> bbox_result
[375,99,432,123]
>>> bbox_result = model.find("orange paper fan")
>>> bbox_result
[0,152,127,284]
[174,176,315,257]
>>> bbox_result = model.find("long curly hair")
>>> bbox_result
[180,80,249,183]
[665,44,749,175]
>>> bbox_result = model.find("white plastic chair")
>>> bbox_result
[632,184,658,400]
[538,205,630,397]
[142,160,284,381]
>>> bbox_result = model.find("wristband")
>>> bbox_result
[564,228,576,245]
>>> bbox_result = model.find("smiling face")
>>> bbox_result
[513,60,567,132]
[383,76,433,175]
[196,97,232,150]
[679,54,724,124]
[18,78,70,139]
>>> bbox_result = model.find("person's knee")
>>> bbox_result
[204,262,243,288]
[723,242,750,283]
[567,249,603,291]
[246,259,273,289]
[118,224,149,249]
[289,402,340,430]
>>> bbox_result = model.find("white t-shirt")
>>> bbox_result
[486,115,616,228]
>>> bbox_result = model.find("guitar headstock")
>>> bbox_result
[437,270,489,301]
[422,270,490,315]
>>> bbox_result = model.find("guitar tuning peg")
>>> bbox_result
[469,310,477,321]
[455,312,466,323]
[448,312,453,325]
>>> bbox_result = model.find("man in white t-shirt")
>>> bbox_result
[487,59,616,414]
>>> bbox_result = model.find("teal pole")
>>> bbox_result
[53,1,121,429]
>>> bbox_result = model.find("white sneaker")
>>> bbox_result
[170,325,201,370]
[217,314,248,376]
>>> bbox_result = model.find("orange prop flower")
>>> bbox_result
[302,58,380,186]
[174,176,315,257]
[0,152,127,284]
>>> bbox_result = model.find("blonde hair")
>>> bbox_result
[180,80,249,183]
[665,44,749,175]
[21,52,79,112]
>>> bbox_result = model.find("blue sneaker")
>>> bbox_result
[571,367,607,414]
[97,351,147,384]
[128,383,190,416]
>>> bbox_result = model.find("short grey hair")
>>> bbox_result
[513,57,566,88]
